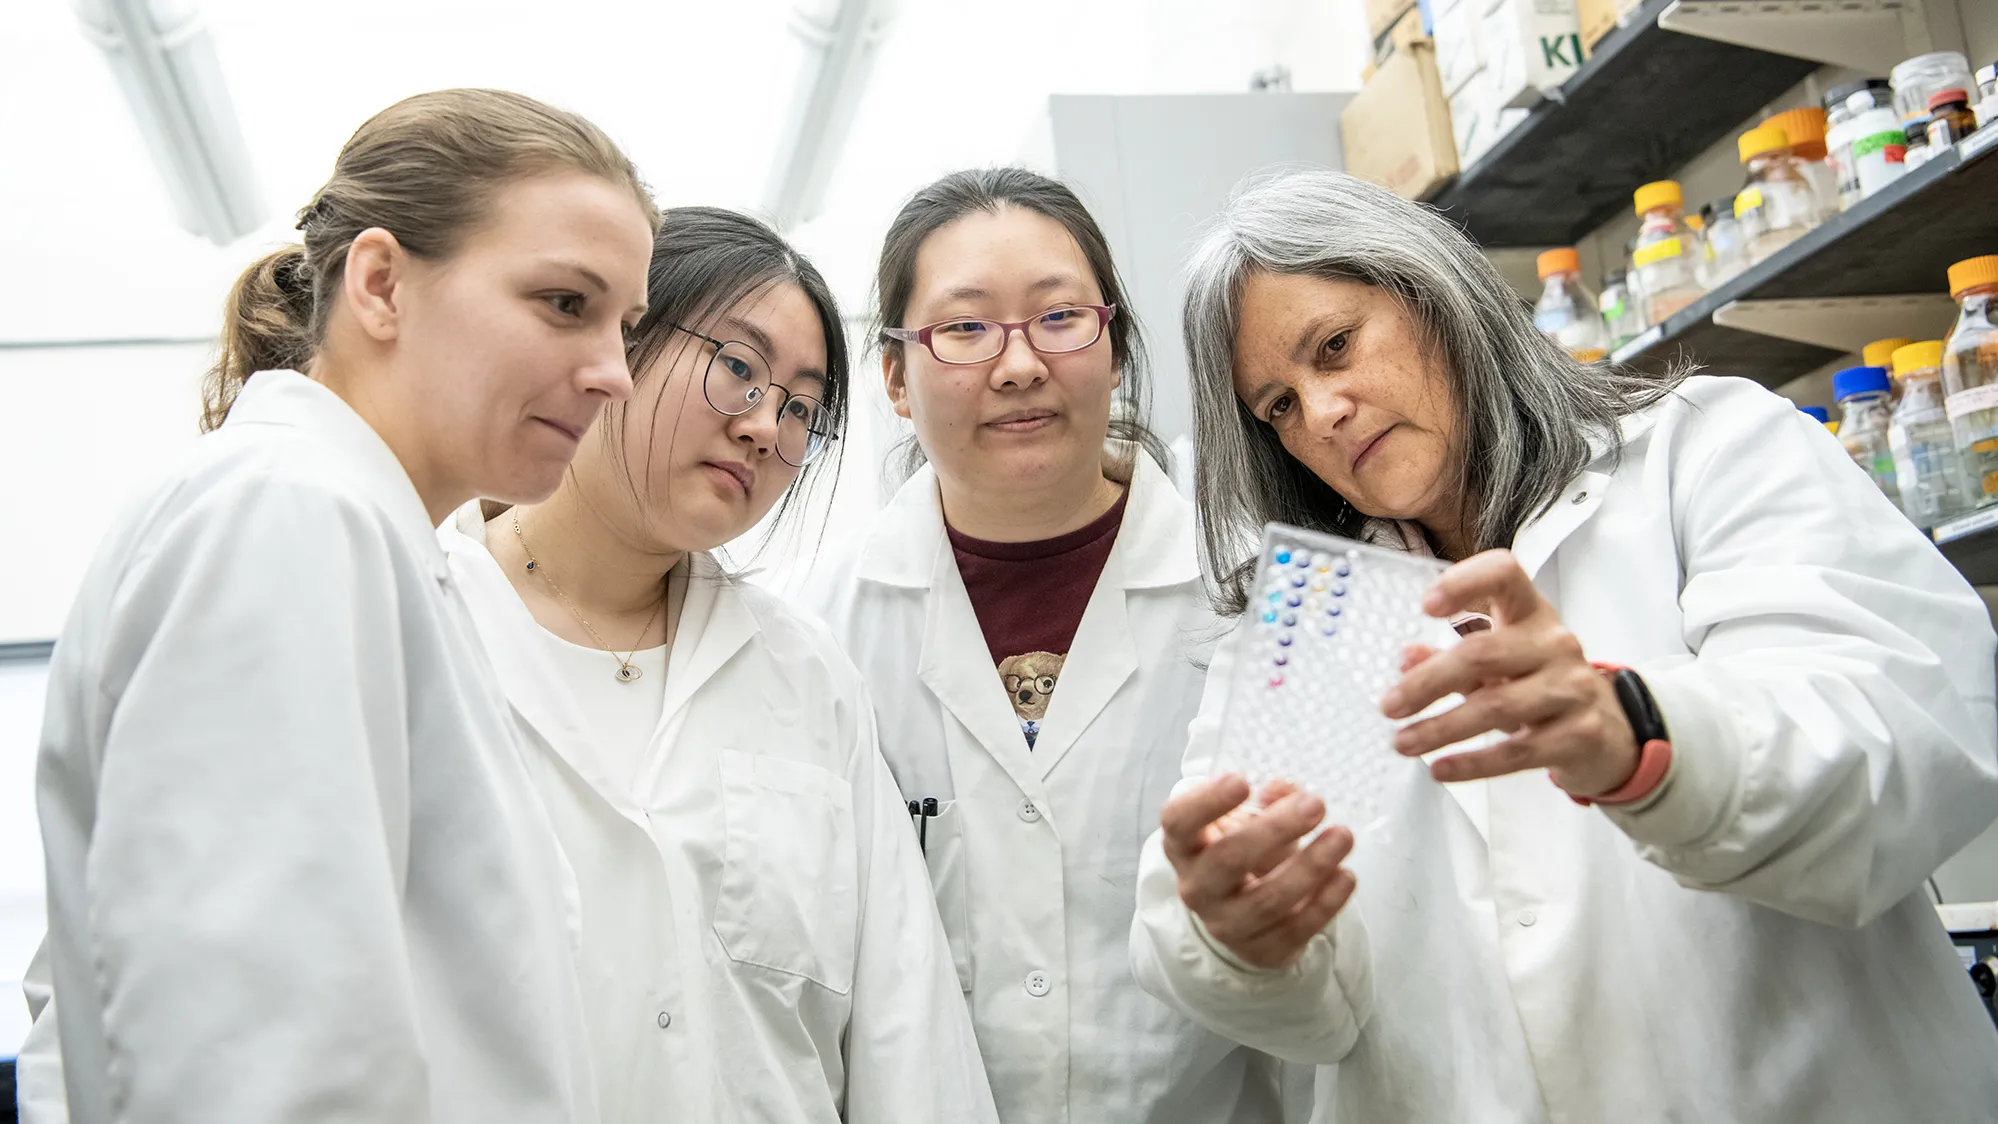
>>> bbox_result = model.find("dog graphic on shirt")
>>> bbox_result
[999,650,1064,748]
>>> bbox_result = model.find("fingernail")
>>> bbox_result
[1393,730,1417,754]
[1299,795,1325,819]
[1422,589,1445,614]
[1380,688,1404,716]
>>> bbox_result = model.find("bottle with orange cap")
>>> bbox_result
[1761,106,1837,212]
[1532,248,1611,362]
[1735,124,1824,266]
[1943,255,1998,507]
[1888,340,1972,526]
[1629,181,1704,325]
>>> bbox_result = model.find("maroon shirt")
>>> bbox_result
[947,489,1129,747]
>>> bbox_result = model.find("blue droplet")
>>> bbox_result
[1273,653,1288,666]
[1328,604,1343,617]
[1335,560,1351,577]
[1331,582,1347,597]
[1322,624,1339,637]
[1262,609,1278,624]
[1274,550,1292,565]
[1267,591,1282,604]
[1282,613,1298,627]
[1285,593,1302,607]
[1290,573,1307,588]
[1293,555,1310,568]
[1277,634,1294,647]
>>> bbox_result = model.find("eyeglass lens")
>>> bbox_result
[702,339,833,467]
[929,306,1105,364]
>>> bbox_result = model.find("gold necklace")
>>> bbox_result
[513,512,666,684]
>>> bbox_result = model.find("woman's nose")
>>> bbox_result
[989,328,1049,390]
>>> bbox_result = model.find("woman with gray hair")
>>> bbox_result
[1129,169,1998,1122]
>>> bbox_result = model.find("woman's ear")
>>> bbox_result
[339,227,408,343]
[882,349,912,420]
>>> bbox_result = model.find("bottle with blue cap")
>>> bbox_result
[1833,365,1902,512]
[1798,405,1831,425]
[1888,341,1972,527]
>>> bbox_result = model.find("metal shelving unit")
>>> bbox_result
[1613,132,1998,387]
[1423,0,1819,247]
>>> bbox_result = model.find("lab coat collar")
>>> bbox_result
[857,447,1200,591]
[904,450,1181,793]
[227,369,448,579]
[440,519,759,821]
[1509,410,1655,581]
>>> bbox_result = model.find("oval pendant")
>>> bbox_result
[615,664,642,683]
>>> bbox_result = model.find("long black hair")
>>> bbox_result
[606,205,849,560]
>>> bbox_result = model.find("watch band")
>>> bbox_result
[1569,664,1673,807]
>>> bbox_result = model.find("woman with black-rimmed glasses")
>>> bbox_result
[438,206,997,1123]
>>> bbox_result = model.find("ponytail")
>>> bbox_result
[197,88,660,433]
[201,245,313,432]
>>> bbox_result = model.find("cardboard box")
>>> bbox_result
[1482,0,1583,109]
[1449,71,1494,164]
[1341,43,1460,200]
[1433,1,1483,95]
[1371,4,1433,68]
[1365,0,1420,38]
[1576,0,1619,51]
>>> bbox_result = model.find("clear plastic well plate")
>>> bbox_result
[1213,523,1457,836]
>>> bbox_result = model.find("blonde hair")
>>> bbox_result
[201,88,660,432]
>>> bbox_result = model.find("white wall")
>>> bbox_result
[1,656,49,1057]
[0,343,211,643]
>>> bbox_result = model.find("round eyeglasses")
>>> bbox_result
[669,324,836,468]
[882,304,1116,366]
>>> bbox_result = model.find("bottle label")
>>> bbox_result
[1571,348,1608,363]
[1736,186,1764,213]
[1852,130,1906,162]
[1947,385,1998,423]
[1632,238,1683,267]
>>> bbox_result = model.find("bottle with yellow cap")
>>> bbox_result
[1532,248,1611,362]
[1761,106,1837,212]
[1888,340,1972,525]
[1943,255,1998,507]
[1863,338,1915,371]
[1735,124,1824,266]
[1629,181,1704,325]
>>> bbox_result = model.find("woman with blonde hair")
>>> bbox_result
[24,88,657,1123]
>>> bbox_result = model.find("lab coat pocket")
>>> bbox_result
[922,799,976,993]
[714,749,859,993]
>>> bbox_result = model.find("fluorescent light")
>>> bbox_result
[764,0,899,232]
[72,0,266,245]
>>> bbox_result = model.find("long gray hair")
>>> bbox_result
[1184,169,1685,614]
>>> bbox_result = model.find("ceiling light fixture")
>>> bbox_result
[73,0,267,246]
[763,0,899,232]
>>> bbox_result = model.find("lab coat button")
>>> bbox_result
[1517,910,1538,927]
[1024,970,1051,997]
[1571,491,1588,505]
[1017,798,1042,823]
[656,1011,673,1029]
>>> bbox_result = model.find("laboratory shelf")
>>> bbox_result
[1614,131,1998,387]
[1424,0,1820,248]
[1936,508,1998,588]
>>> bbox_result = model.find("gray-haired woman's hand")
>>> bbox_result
[1381,548,1641,799]
[1159,775,1358,970]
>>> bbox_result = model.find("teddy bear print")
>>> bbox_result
[998,650,1065,747]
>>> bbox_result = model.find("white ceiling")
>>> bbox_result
[0,0,1368,342]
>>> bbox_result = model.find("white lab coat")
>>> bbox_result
[436,521,997,1124]
[26,371,596,1124]
[800,453,1290,1124]
[1131,374,1998,1122]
